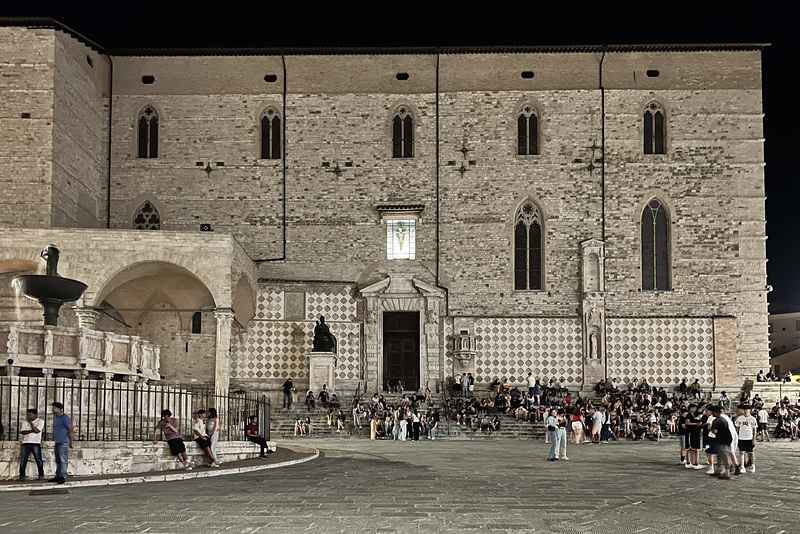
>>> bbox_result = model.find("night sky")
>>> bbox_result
[2,4,796,305]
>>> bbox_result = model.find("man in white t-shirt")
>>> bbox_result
[590,407,603,443]
[19,408,45,480]
[527,373,537,397]
[756,407,770,442]
[735,404,758,474]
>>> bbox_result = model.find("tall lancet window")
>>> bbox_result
[133,201,161,230]
[392,106,414,158]
[517,104,539,155]
[137,106,159,158]
[260,107,282,159]
[643,101,666,154]
[514,201,543,290]
[641,199,670,290]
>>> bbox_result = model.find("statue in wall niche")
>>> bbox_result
[129,339,140,369]
[590,332,599,360]
[589,306,601,327]
[312,316,336,352]
[153,346,160,371]
[140,345,149,371]
[78,332,88,361]
[44,329,53,359]
[103,334,114,366]
[7,325,19,356]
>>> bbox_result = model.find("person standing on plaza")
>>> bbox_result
[677,406,689,465]
[527,373,536,398]
[468,373,475,395]
[18,408,44,481]
[461,373,469,398]
[590,407,603,444]
[411,411,421,441]
[756,405,771,442]
[557,408,568,460]
[709,405,732,479]
[684,404,703,469]
[49,402,73,484]
[570,406,585,445]
[735,404,757,473]
[206,407,220,464]
[454,373,462,396]
[153,409,191,469]
[283,377,294,409]
[546,408,559,461]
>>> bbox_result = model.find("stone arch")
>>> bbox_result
[90,257,221,310]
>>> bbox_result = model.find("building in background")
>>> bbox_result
[0,19,770,397]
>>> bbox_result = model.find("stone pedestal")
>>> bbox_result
[307,351,336,393]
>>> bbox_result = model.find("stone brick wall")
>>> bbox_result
[1,440,265,480]
[51,32,109,228]
[0,27,55,227]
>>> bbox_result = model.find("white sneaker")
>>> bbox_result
[693,464,702,470]
[561,456,569,460]
[684,463,692,469]
[750,466,755,473]
[705,467,715,475]
[184,464,193,470]
[211,462,220,468]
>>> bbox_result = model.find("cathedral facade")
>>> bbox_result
[0,20,769,395]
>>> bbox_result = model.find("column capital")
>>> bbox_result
[74,307,101,329]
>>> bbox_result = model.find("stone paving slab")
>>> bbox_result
[0,438,798,533]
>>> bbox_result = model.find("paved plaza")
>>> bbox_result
[0,438,798,534]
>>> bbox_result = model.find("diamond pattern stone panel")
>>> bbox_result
[606,318,715,385]
[473,318,582,384]
[233,289,361,381]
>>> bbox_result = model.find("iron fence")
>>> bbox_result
[0,377,269,442]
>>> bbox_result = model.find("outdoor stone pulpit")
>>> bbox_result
[307,351,335,393]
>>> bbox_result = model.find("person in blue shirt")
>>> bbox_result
[50,402,73,484]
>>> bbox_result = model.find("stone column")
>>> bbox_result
[214,308,235,395]
[74,308,101,330]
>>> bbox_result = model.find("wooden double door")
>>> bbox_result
[383,311,420,391]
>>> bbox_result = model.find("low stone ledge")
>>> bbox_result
[0,440,275,480]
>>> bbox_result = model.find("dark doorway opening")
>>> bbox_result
[383,311,420,391]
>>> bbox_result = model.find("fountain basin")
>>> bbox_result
[13,275,88,326]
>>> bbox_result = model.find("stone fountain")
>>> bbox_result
[12,245,88,326]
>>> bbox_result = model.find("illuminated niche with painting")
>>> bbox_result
[377,205,424,261]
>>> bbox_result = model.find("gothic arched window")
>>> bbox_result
[641,199,670,290]
[133,201,161,230]
[392,106,414,158]
[517,104,539,155]
[514,201,543,291]
[137,106,159,158]
[643,101,666,154]
[260,107,282,159]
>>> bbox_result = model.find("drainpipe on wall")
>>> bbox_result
[434,49,450,317]
[254,51,288,262]
[599,45,607,243]
[106,54,113,229]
